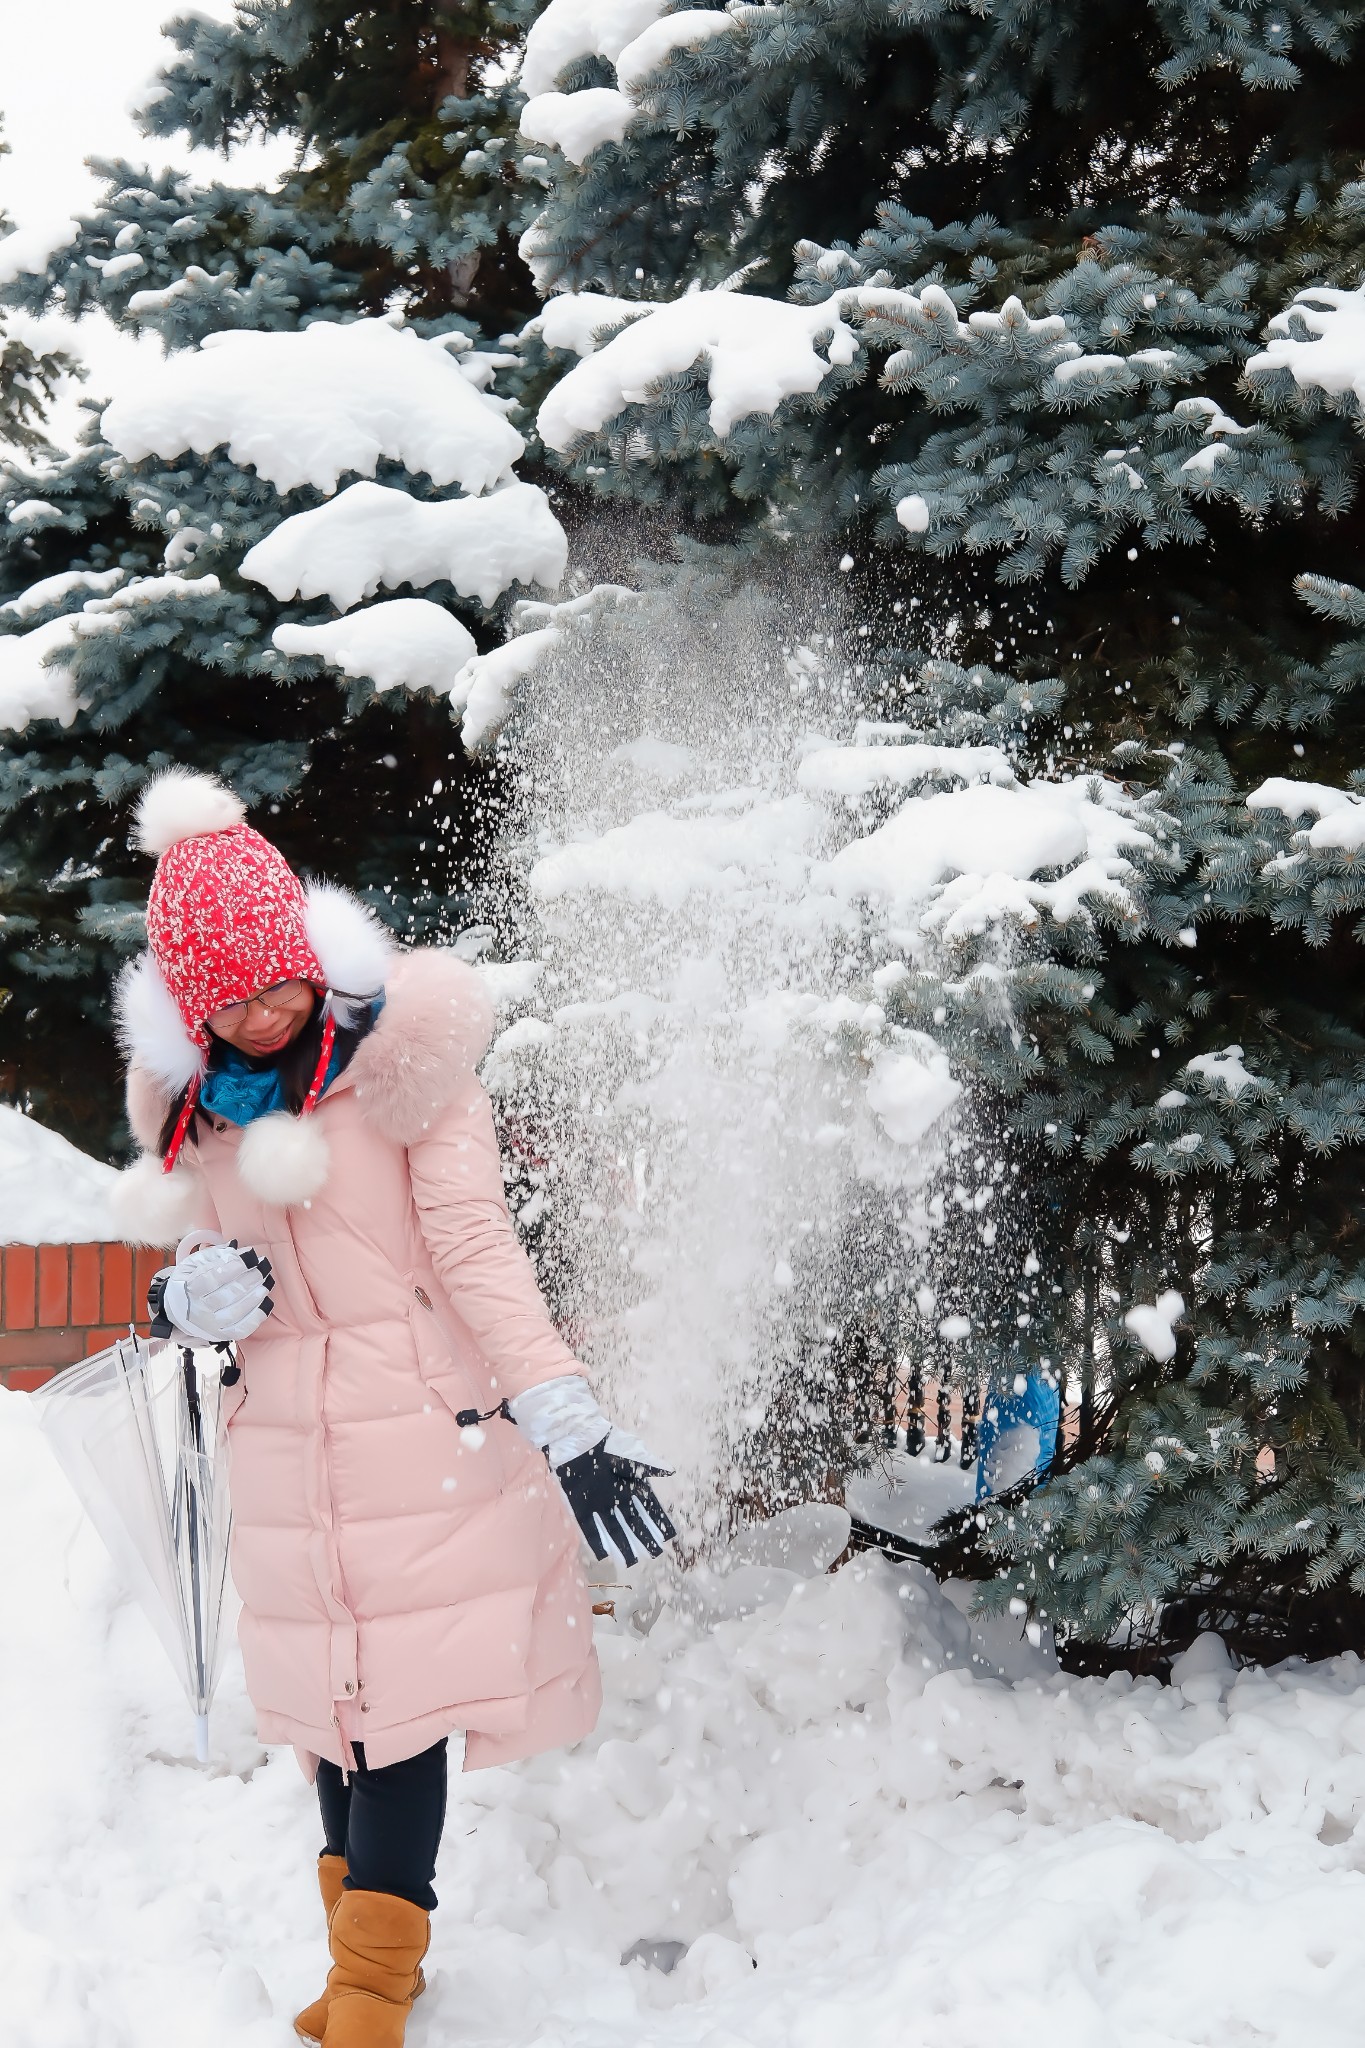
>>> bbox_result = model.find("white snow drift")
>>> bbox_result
[8,1387,1365,2047]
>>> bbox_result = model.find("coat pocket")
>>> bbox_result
[407,1290,511,1488]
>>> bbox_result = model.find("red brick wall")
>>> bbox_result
[0,1243,167,1391]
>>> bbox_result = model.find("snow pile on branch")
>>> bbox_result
[519,0,732,161]
[536,285,864,448]
[0,568,125,620]
[1125,1289,1185,1362]
[1182,1045,1267,1097]
[0,1108,117,1243]
[8,1384,1365,2046]
[797,741,1013,797]
[521,0,667,94]
[823,777,1152,939]
[520,87,634,164]
[272,599,477,695]
[100,318,526,496]
[451,627,565,748]
[532,291,651,356]
[612,9,735,86]
[0,215,79,286]
[0,614,81,730]
[1248,284,1365,409]
[241,479,567,612]
[0,571,229,729]
[1248,775,1365,852]
[531,278,1094,450]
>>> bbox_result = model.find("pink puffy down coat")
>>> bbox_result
[121,950,601,1773]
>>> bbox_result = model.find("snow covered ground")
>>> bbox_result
[7,1385,1365,2048]
[0,1104,117,1242]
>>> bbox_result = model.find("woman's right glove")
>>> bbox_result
[508,1374,677,1566]
[147,1234,275,1346]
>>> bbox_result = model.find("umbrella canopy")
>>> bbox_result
[34,1334,235,1762]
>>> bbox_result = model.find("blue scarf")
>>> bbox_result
[200,996,384,1129]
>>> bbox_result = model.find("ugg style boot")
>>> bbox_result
[294,1855,349,2043]
[296,1863,429,2043]
[318,1889,431,2048]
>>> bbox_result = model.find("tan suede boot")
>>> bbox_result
[318,1890,431,2048]
[294,1855,349,2043]
[296,1862,429,2043]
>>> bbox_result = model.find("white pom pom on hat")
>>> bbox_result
[132,767,246,857]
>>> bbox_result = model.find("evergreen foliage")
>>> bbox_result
[514,0,1365,1655]
[0,127,76,458]
[0,1,554,1148]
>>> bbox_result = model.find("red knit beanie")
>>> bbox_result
[137,772,326,1052]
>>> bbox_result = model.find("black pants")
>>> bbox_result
[316,1738,449,1912]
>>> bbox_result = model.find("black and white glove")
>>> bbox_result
[508,1374,677,1567]
[148,1232,275,1347]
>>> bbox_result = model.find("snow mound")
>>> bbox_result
[272,599,477,695]
[10,1377,1365,2046]
[0,1107,118,1243]
[100,318,526,497]
[847,1441,977,1544]
[241,479,567,612]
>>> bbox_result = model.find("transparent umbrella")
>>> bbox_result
[34,1333,236,1763]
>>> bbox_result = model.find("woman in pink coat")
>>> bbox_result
[111,769,675,2048]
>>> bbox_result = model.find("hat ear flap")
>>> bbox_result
[303,881,394,995]
[114,953,203,1092]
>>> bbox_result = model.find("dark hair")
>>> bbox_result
[156,989,378,1158]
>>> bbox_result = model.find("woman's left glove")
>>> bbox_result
[147,1235,275,1346]
[508,1374,677,1566]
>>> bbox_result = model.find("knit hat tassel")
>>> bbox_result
[163,1077,202,1175]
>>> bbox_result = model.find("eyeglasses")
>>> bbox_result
[208,978,311,1028]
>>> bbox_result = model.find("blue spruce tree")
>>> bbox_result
[0,0,563,1148]
[505,0,1365,1657]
